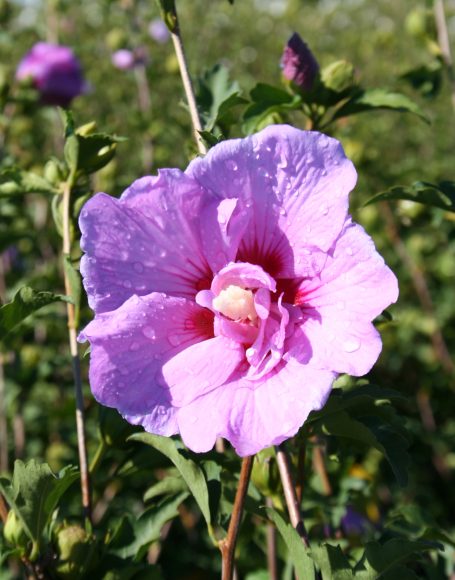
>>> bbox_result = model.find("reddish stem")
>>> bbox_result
[219,456,254,580]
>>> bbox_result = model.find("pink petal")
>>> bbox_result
[200,197,251,273]
[177,360,336,455]
[164,336,245,407]
[186,124,356,279]
[80,293,213,430]
[79,170,211,314]
[295,220,399,376]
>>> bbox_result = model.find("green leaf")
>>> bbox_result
[197,65,246,132]
[76,133,124,174]
[243,84,302,134]
[266,508,315,580]
[307,385,410,486]
[0,286,71,338]
[155,0,177,32]
[311,544,354,579]
[143,476,188,502]
[0,461,78,556]
[64,134,79,177]
[332,89,429,122]
[321,60,355,93]
[129,434,212,526]
[63,257,82,327]
[0,168,58,197]
[110,492,189,560]
[355,538,443,578]
[400,60,443,99]
[365,181,455,212]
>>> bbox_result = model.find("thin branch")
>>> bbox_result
[312,441,332,496]
[0,353,8,474]
[62,180,92,523]
[169,6,207,155]
[0,492,8,524]
[275,443,310,547]
[434,0,455,113]
[219,455,254,580]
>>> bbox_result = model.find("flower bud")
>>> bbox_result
[15,42,86,108]
[54,523,98,579]
[281,33,319,91]
[3,510,28,550]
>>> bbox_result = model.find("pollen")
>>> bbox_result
[212,285,257,322]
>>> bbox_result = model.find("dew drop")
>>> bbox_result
[343,338,361,353]
[189,416,198,424]
[130,342,140,351]
[320,204,329,216]
[133,262,144,273]
[123,280,132,289]
[168,334,182,346]
[279,207,286,216]
[143,327,156,340]
[346,247,353,256]
[226,160,238,172]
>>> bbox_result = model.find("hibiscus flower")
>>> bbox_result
[79,125,398,456]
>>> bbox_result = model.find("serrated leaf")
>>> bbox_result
[0,286,71,337]
[111,491,189,560]
[197,65,245,131]
[365,181,455,212]
[63,257,81,326]
[0,168,58,197]
[0,461,78,554]
[332,89,429,122]
[266,508,315,580]
[129,434,212,526]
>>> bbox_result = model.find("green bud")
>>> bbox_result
[3,510,28,549]
[55,524,99,579]
[321,60,355,93]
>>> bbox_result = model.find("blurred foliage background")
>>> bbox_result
[0,0,455,578]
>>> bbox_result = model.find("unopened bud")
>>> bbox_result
[281,33,319,91]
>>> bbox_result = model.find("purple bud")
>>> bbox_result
[111,49,136,71]
[148,19,170,44]
[15,42,86,107]
[281,33,319,91]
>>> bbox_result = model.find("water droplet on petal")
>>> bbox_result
[168,334,182,347]
[346,247,353,256]
[189,415,198,424]
[133,262,144,273]
[320,204,329,216]
[123,280,132,289]
[226,160,238,171]
[343,338,361,353]
[130,342,140,351]
[143,327,156,340]
[279,207,286,216]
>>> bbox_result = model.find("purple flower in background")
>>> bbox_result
[148,19,170,44]
[79,125,398,456]
[111,49,136,71]
[16,42,86,107]
[281,33,319,91]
